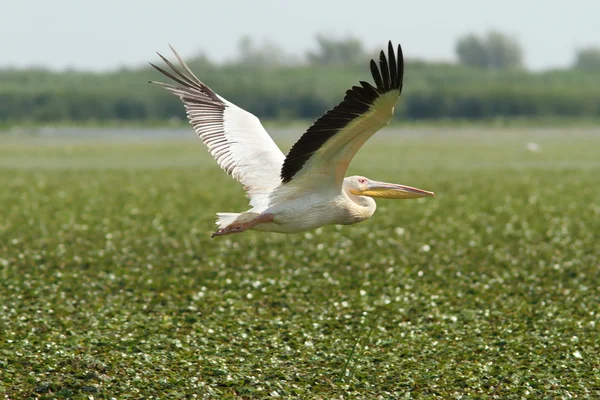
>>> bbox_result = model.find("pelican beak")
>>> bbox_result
[361,181,435,199]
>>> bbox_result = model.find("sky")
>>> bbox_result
[1,0,599,71]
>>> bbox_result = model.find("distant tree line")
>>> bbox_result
[573,47,600,71]
[455,31,523,69]
[1,34,599,125]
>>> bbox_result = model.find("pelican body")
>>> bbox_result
[149,41,434,237]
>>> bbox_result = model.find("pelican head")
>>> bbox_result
[344,176,435,200]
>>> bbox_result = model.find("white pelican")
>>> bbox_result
[149,41,434,237]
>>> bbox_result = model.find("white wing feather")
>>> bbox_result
[150,47,284,208]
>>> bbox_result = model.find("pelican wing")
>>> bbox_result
[281,42,403,189]
[149,47,285,207]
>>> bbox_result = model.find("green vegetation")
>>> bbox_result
[2,40,600,126]
[574,47,600,71]
[456,31,523,70]
[1,128,599,398]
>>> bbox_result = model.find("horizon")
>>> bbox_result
[2,0,599,72]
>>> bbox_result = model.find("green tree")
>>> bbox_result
[573,47,600,71]
[306,34,367,66]
[456,31,523,69]
[455,34,488,68]
[235,36,297,67]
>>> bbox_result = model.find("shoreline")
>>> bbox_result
[2,116,600,134]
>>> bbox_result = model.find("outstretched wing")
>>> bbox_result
[280,41,403,190]
[149,46,285,207]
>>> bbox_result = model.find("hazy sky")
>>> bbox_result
[2,0,598,71]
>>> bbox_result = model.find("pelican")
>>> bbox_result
[149,41,434,237]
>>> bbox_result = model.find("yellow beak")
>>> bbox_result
[359,181,435,199]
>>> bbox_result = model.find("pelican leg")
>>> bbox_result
[211,213,274,238]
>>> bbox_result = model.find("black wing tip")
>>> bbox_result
[369,41,404,93]
[148,45,223,104]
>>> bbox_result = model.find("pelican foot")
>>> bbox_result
[211,224,247,238]
[211,213,274,238]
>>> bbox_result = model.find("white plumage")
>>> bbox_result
[151,48,284,208]
[150,41,434,237]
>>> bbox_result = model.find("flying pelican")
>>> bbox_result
[149,41,434,237]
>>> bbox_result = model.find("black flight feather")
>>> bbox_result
[379,50,390,91]
[388,42,397,89]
